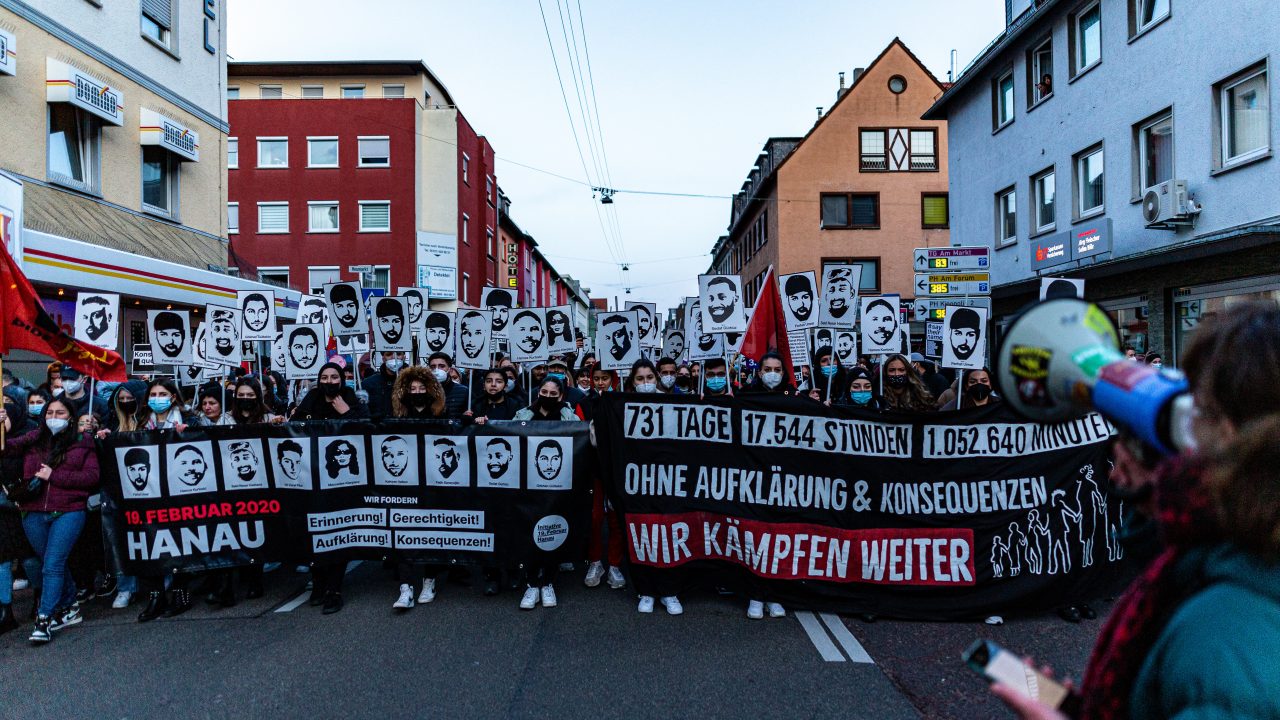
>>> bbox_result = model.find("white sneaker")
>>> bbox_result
[985,615,1004,625]
[747,599,765,619]
[606,567,626,589]
[660,596,683,616]
[637,595,655,613]
[583,562,605,587]
[766,602,786,618]
[519,586,540,610]
[111,591,132,609]
[540,584,557,608]
[13,578,29,591]
[392,584,414,610]
[418,578,436,604]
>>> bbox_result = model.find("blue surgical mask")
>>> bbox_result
[148,397,173,414]
[28,403,45,417]
[345,380,356,389]
[705,377,727,392]
[45,418,70,435]
[635,382,658,394]
[548,372,566,382]
[1151,361,1163,370]
[505,379,516,393]
[821,365,838,377]
[850,390,873,406]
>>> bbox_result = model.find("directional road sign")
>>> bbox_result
[913,246,990,273]
[912,297,993,321]
[914,272,990,297]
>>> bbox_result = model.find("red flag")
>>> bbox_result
[0,245,127,381]
[738,266,794,379]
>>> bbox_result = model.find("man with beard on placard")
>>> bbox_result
[822,267,858,325]
[783,274,815,325]
[424,312,453,354]
[948,308,982,362]
[328,283,363,335]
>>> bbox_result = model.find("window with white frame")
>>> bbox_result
[227,137,238,168]
[368,266,391,292]
[996,187,1017,245]
[382,84,404,98]
[359,201,390,232]
[140,0,174,47]
[308,267,339,295]
[859,130,886,170]
[1218,65,1270,167]
[1030,38,1053,104]
[258,202,289,233]
[227,203,239,233]
[258,267,289,288]
[357,137,390,167]
[341,85,365,99]
[1137,111,1174,193]
[462,153,470,184]
[1071,2,1102,76]
[486,229,495,257]
[257,138,287,168]
[1075,145,1105,218]
[1132,0,1170,36]
[227,86,240,100]
[308,201,339,232]
[141,146,178,218]
[462,273,470,304]
[47,104,101,193]
[301,85,324,99]
[259,85,282,99]
[909,130,938,170]
[994,71,1015,129]
[462,213,470,244]
[307,137,338,168]
[1032,169,1056,234]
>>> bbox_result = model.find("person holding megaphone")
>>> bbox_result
[990,300,1280,720]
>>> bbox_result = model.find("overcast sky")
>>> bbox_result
[228,0,1004,315]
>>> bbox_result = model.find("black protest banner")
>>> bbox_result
[100,420,591,576]
[595,394,1122,619]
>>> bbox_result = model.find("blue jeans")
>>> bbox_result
[0,558,43,606]
[22,511,86,617]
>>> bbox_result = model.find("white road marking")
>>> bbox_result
[274,561,362,613]
[820,613,874,664]
[796,611,845,662]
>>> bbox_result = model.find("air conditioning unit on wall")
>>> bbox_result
[1143,179,1202,228]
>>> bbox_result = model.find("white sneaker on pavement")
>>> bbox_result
[766,602,786,618]
[606,567,626,589]
[746,599,765,619]
[637,595,655,614]
[583,562,605,587]
[540,584,557,608]
[519,586,540,610]
[392,584,414,610]
[13,578,29,591]
[111,591,132,609]
[985,615,1004,625]
[418,578,436,604]
[660,596,683,616]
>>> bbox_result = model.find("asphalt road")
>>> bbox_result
[0,562,1113,719]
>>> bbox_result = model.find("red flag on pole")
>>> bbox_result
[0,245,127,381]
[738,266,794,380]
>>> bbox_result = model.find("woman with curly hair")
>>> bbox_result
[389,365,445,420]
[877,354,935,413]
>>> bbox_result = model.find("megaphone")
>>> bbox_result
[995,298,1195,456]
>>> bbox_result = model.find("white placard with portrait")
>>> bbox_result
[697,274,747,334]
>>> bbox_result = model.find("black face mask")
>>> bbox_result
[320,382,341,398]
[408,392,429,408]
[236,397,258,413]
[537,395,561,412]
[676,376,691,389]
[886,374,908,388]
[118,399,139,416]
[966,383,993,401]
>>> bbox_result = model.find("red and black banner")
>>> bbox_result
[99,420,591,576]
[595,394,1122,619]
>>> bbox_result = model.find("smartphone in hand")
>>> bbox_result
[963,639,1075,711]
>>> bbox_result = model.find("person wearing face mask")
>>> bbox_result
[545,358,585,407]
[654,357,684,395]
[1145,352,1164,370]
[426,352,469,421]
[230,377,281,425]
[701,358,733,399]
[138,379,195,431]
[959,368,998,409]
[35,361,64,399]
[1,397,99,643]
[101,380,146,434]
[465,368,521,425]
[56,367,90,416]
[626,359,661,395]
[809,346,846,405]
[360,350,408,420]
[291,363,370,422]
[1,389,40,634]
[25,389,52,426]
[878,354,935,413]
[742,353,796,395]
[839,367,884,411]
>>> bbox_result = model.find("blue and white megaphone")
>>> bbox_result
[995,299,1196,456]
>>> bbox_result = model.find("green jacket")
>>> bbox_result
[1131,543,1280,720]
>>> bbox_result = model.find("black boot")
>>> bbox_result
[0,603,17,635]
[322,592,343,615]
[162,589,192,618]
[138,591,166,623]
[244,567,264,600]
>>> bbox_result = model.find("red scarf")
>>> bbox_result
[1079,457,1215,719]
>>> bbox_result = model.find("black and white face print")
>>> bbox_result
[663,327,686,362]
[317,436,366,490]
[167,441,215,497]
[859,295,901,356]
[146,309,192,365]
[834,331,857,366]
[697,274,746,334]
[282,323,325,380]
[370,296,413,353]
[337,334,369,357]
[270,332,287,374]
[74,292,119,349]
[596,309,641,371]
[269,437,311,491]
[299,296,329,326]
[455,309,493,370]
[478,436,519,489]
[116,446,160,500]
[528,437,572,491]
[424,435,469,488]
[941,306,989,371]
[238,289,277,341]
[422,311,455,357]
[219,439,269,490]
[373,434,418,487]
[812,327,835,354]
[189,323,217,370]
[205,305,244,365]
[508,307,547,364]
[324,281,366,338]
[819,265,862,330]
[625,302,660,347]
[396,287,427,334]
[779,272,818,331]
[543,305,577,355]
[480,287,515,338]
[685,298,724,361]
